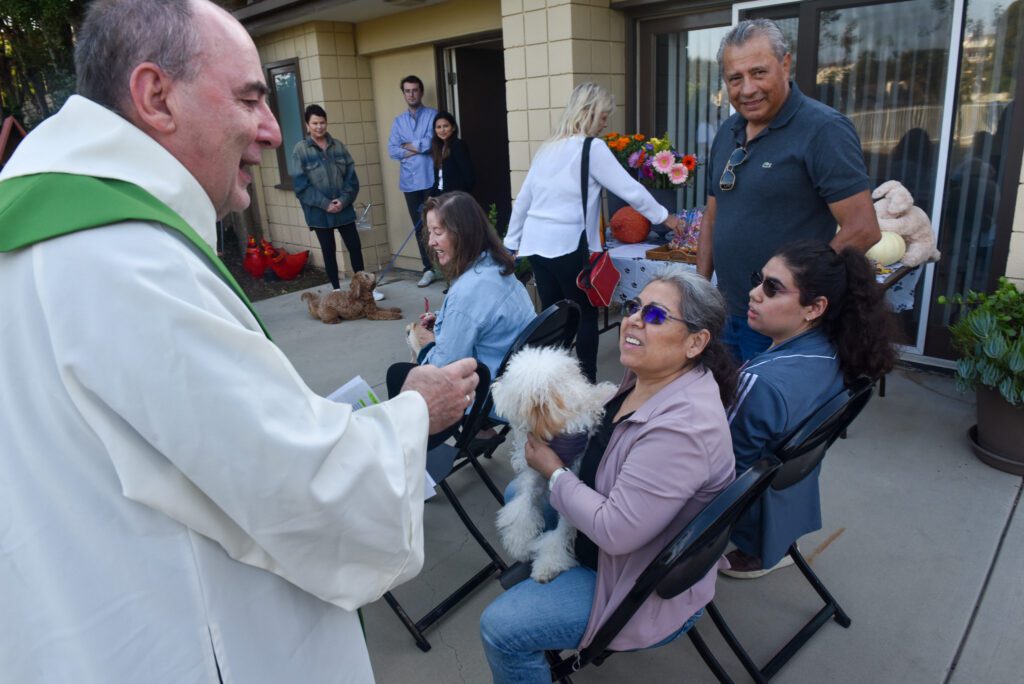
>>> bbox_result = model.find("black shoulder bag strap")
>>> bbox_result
[580,136,594,240]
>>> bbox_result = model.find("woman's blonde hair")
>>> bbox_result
[548,82,615,141]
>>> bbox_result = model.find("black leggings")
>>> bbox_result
[404,189,433,271]
[312,223,363,290]
[528,234,599,383]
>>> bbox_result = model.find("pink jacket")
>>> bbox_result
[551,366,735,651]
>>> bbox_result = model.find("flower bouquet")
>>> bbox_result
[603,132,698,190]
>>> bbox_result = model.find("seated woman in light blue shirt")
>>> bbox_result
[412,191,536,381]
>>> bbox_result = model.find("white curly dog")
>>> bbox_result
[492,346,617,583]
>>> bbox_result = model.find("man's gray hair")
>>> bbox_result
[75,0,203,115]
[717,18,790,65]
[651,266,727,337]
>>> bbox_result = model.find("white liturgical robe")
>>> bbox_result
[0,96,429,682]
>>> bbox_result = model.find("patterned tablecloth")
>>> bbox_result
[607,241,920,313]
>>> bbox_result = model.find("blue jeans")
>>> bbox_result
[722,314,772,364]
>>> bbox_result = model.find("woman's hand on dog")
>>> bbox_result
[418,312,436,331]
[412,323,435,347]
[525,434,562,479]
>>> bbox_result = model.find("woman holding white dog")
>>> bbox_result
[480,267,736,683]
[723,241,895,578]
[503,82,681,383]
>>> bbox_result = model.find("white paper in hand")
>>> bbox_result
[327,375,437,500]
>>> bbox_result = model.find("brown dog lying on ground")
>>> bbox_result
[301,271,401,324]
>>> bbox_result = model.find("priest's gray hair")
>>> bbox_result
[75,0,203,116]
[716,18,790,66]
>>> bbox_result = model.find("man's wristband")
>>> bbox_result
[548,467,570,492]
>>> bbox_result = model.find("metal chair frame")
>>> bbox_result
[704,378,876,682]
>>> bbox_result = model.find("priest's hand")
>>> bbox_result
[402,358,479,435]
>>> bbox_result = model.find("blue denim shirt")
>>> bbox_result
[291,135,359,228]
[387,106,437,192]
[420,252,535,379]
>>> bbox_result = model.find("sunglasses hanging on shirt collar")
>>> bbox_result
[719,145,749,192]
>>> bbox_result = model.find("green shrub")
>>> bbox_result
[940,277,1024,405]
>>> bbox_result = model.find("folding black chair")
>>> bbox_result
[703,377,875,682]
[452,299,582,504]
[383,300,581,652]
[531,458,782,684]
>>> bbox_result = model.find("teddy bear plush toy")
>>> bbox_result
[867,180,941,267]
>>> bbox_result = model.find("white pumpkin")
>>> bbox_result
[866,230,907,266]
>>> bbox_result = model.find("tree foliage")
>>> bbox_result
[0,0,84,128]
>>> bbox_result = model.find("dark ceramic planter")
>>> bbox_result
[606,189,679,241]
[969,385,1024,475]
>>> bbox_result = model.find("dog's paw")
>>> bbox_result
[530,530,579,583]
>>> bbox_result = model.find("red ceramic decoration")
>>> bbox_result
[610,207,651,244]
[242,235,265,278]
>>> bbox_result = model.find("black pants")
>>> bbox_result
[404,189,433,271]
[312,223,362,290]
[528,234,599,383]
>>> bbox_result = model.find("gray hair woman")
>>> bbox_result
[502,82,682,383]
[480,265,736,683]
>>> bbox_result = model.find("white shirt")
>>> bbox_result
[504,135,669,258]
[0,96,429,683]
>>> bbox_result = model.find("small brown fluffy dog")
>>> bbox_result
[301,271,401,324]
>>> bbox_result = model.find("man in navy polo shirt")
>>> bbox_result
[697,18,881,362]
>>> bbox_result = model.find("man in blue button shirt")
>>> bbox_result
[388,75,438,287]
[697,19,881,363]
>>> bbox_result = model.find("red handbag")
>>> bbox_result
[575,137,620,308]
[577,250,620,308]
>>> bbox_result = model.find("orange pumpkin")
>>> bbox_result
[610,206,651,244]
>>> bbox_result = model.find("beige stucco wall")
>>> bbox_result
[254,22,390,279]
[502,0,626,199]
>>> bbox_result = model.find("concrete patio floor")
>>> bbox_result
[255,272,1024,684]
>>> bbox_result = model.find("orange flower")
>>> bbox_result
[616,139,630,151]
[633,134,645,141]
[681,154,698,171]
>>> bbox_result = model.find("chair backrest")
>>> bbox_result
[575,458,781,665]
[495,299,581,378]
[451,363,492,451]
[770,377,874,490]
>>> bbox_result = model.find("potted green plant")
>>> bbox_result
[940,277,1024,474]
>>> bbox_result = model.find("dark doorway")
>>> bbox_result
[437,39,512,233]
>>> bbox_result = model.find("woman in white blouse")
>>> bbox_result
[504,82,679,382]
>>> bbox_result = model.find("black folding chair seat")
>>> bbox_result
[704,377,875,682]
[532,458,782,684]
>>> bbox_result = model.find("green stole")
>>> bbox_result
[0,172,270,338]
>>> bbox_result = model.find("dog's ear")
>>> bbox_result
[529,392,569,441]
[350,274,366,299]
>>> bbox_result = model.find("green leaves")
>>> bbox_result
[944,278,1024,406]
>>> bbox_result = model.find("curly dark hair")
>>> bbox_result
[775,240,897,382]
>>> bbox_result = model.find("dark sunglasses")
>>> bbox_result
[623,298,686,325]
[751,270,800,298]
[719,146,749,192]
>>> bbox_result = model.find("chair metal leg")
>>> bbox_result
[879,373,887,398]
[439,479,508,571]
[463,450,506,504]
[687,626,735,684]
[707,544,852,682]
[383,591,432,652]
[706,602,767,684]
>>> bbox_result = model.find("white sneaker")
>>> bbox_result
[417,270,436,287]
[372,290,385,302]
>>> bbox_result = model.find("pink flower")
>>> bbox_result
[652,150,675,174]
[669,163,689,185]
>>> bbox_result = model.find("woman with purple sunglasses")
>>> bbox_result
[722,240,896,579]
[480,266,736,683]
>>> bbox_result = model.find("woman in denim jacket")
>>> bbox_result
[292,104,379,297]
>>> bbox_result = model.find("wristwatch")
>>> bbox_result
[548,467,570,492]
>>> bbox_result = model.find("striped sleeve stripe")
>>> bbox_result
[727,371,758,423]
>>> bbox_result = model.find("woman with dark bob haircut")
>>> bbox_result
[722,240,896,579]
